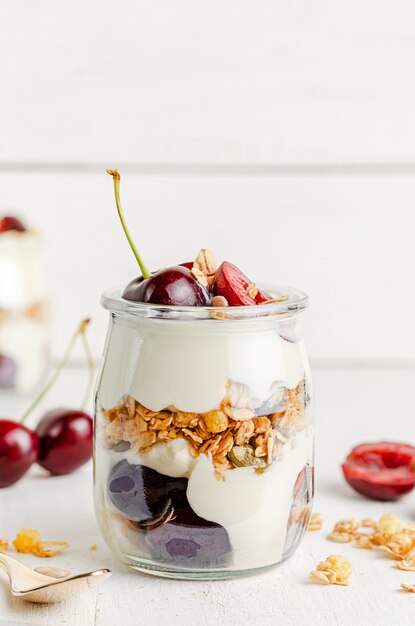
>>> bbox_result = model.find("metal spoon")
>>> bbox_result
[0,552,111,603]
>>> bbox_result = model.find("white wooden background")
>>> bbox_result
[0,0,415,363]
[1,4,415,626]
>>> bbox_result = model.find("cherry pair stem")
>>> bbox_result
[20,319,94,425]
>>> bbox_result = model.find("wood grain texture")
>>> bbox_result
[1,365,415,626]
[1,0,415,164]
[0,171,414,362]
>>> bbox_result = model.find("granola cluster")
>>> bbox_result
[12,528,68,558]
[104,380,306,475]
[327,513,415,562]
[310,554,352,586]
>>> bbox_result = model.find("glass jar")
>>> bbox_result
[94,286,313,580]
[0,230,49,393]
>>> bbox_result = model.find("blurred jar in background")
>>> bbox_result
[0,216,49,393]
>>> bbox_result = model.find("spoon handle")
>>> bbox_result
[0,553,16,582]
[0,552,57,591]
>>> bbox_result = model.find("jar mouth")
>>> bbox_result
[101,285,309,320]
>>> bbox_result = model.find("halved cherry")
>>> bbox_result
[212,261,270,306]
[342,442,415,501]
[0,216,26,233]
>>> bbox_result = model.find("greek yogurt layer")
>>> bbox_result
[187,428,313,569]
[99,317,310,413]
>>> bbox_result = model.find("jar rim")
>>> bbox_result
[101,285,309,321]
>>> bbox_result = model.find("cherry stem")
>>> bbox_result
[107,169,151,279]
[20,319,92,425]
[80,327,95,412]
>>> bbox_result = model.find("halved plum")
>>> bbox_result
[342,442,415,501]
[212,261,271,306]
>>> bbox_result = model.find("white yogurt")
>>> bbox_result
[0,231,47,310]
[99,317,309,413]
[0,231,48,392]
[187,429,313,569]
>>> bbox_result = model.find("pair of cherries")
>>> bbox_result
[0,410,92,488]
[0,318,94,488]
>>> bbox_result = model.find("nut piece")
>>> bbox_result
[191,248,217,289]
[246,283,258,298]
[228,445,267,469]
[203,410,229,434]
[401,583,415,593]
[211,295,228,307]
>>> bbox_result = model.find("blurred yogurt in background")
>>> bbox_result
[0,217,49,393]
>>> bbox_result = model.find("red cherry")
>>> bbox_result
[212,262,270,306]
[123,266,211,306]
[342,442,415,501]
[0,420,39,488]
[0,216,26,233]
[107,171,210,306]
[36,409,93,475]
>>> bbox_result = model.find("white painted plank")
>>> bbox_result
[1,365,415,625]
[0,171,414,362]
[1,1,415,164]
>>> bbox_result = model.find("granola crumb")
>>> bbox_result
[13,529,68,558]
[307,512,323,532]
[401,583,415,593]
[310,554,351,586]
[89,544,98,551]
[246,283,258,298]
[0,538,8,552]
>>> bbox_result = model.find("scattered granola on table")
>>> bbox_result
[13,529,68,558]
[327,514,415,561]
[310,554,352,586]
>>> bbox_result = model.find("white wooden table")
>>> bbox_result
[1,365,415,626]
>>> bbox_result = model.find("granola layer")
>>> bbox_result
[104,380,306,475]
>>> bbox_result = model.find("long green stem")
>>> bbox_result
[80,328,95,412]
[107,169,151,279]
[20,319,91,424]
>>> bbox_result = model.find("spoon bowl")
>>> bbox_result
[0,553,111,603]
